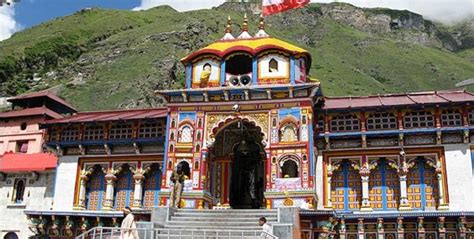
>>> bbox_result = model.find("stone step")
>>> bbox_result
[170,216,278,222]
[167,220,271,227]
[174,212,277,218]
[164,224,264,231]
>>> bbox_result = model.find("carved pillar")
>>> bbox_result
[438,217,446,239]
[359,158,372,212]
[76,174,89,210]
[397,217,404,239]
[398,158,411,211]
[457,217,467,239]
[357,218,365,239]
[339,218,346,239]
[417,217,425,239]
[325,164,333,209]
[377,218,385,239]
[103,173,117,210]
[132,172,145,210]
[436,165,449,210]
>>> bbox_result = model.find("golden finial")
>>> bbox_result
[259,14,265,30]
[225,16,232,34]
[243,13,249,32]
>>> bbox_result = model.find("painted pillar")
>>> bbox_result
[397,217,404,239]
[417,217,425,239]
[103,173,117,210]
[360,156,372,211]
[252,57,258,85]
[290,56,295,84]
[132,173,145,210]
[357,218,365,239]
[220,60,226,86]
[398,158,411,211]
[325,164,333,209]
[377,218,384,239]
[77,174,89,209]
[436,168,449,210]
[438,217,446,239]
[186,63,192,88]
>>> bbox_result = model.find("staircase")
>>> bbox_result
[155,209,278,238]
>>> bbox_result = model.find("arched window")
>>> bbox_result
[178,125,193,143]
[4,232,19,239]
[114,164,135,210]
[143,164,162,210]
[14,179,25,203]
[406,157,438,210]
[177,161,191,178]
[280,123,298,142]
[86,165,106,211]
[281,160,298,178]
[368,159,399,210]
[330,160,362,211]
[269,58,278,72]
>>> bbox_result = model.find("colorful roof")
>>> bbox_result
[0,107,64,119]
[44,108,167,124]
[0,152,57,172]
[181,37,311,64]
[323,90,474,110]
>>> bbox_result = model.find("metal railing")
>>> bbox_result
[76,227,278,239]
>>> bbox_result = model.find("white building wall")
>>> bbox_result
[444,144,474,211]
[52,155,80,211]
[0,171,54,239]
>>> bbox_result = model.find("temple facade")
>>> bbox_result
[3,15,472,239]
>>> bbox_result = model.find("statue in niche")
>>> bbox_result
[281,124,297,142]
[170,163,185,208]
[200,63,211,88]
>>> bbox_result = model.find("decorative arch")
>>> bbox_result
[113,163,136,210]
[207,114,268,148]
[278,154,300,178]
[178,123,194,143]
[85,164,107,210]
[3,232,18,239]
[279,122,298,142]
[142,163,162,209]
[269,58,278,72]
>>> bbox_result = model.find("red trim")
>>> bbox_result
[0,152,57,172]
[263,0,310,16]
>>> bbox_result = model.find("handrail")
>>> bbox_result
[75,226,278,239]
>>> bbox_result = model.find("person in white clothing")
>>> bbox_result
[259,217,273,238]
[120,207,139,239]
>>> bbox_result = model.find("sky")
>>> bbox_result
[0,0,473,41]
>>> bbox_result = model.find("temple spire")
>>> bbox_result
[221,16,235,40]
[255,14,269,38]
[238,13,252,39]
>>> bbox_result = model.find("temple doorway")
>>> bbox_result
[209,120,265,209]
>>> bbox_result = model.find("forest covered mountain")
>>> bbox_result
[0,2,473,110]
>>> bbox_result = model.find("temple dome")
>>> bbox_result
[180,37,312,68]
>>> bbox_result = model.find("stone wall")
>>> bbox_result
[444,144,474,211]
[0,171,54,239]
[52,155,79,211]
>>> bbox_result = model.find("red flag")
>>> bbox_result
[262,0,310,16]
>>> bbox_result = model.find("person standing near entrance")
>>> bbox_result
[120,207,139,239]
[259,217,273,238]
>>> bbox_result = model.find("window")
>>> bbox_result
[13,179,26,203]
[49,127,59,141]
[20,122,27,131]
[15,141,28,153]
[441,110,462,127]
[404,111,434,128]
[139,122,164,138]
[109,123,133,140]
[61,126,80,141]
[330,160,362,211]
[469,109,474,125]
[281,160,298,178]
[317,116,325,132]
[84,125,104,141]
[280,124,298,142]
[178,125,193,143]
[330,114,360,132]
[269,58,278,72]
[367,112,397,130]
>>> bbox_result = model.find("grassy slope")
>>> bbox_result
[0,5,473,110]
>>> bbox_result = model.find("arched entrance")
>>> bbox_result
[208,120,265,209]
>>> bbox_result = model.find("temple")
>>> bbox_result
[1,15,473,239]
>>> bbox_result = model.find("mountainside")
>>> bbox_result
[0,2,473,110]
